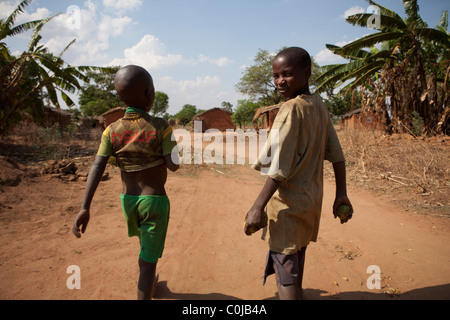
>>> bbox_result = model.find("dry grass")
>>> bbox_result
[0,122,101,166]
[325,127,450,218]
[2,122,449,218]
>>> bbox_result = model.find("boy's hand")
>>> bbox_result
[333,196,353,224]
[72,209,90,238]
[244,205,268,236]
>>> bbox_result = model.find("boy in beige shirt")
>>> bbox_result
[245,47,353,300]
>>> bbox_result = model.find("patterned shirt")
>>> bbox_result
[253,94,345,255]
[97,108,177,172]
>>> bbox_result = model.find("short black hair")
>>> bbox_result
[114,65,154,108]
[274,47,311,69]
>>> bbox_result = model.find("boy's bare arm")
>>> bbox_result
[245,177,281,235]
[164,153,179,172]
[72,156,109,238]
[332,161,353,222]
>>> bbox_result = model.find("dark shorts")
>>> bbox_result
[263,247,307,286]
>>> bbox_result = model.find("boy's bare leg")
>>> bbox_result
[277,282,301,300]
[276,248,306,300]
[297,247,306,299]
[275,264,300,300]
[137,258,157,300]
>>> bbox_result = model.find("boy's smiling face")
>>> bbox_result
[272,56,311,99]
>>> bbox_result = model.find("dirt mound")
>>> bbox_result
[0,156,27,187]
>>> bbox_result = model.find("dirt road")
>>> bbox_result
[0,162,449,300]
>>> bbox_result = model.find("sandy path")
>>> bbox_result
[0,163,449,300]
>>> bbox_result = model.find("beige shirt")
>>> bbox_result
[252,94,345,255]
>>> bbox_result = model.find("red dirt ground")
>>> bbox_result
[0,156,449,300]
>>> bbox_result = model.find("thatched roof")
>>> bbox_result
[101,107,127,117]
[194,108,232,118]
[44,105,72,117]
[340,108,362,119]
[252,104,281,123]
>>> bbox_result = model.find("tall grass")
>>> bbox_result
[327,127,449,217]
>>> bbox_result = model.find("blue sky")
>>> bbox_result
[1,0,449,115]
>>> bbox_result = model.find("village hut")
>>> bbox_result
[79,116,101,129]
[101,107,127,128]
[43,106,73,129]
[192,108,234,132]
[340,108,384,130]
[252,104,281,131]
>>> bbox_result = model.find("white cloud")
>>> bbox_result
[1,1,236,111]
[314,41,351,66]
[0,2,16,19]
[0,2,51,22]
[315,49,341,65]
[109,35,184,70]
[341,6,366,19]
[102,0,143,11]
[108,35,236,112]
[0,0,137,65]
[198,54,233,67]
[110,35,234,71]
[155,75,226,113]
[179,76,221,93]
[98,15,132,40]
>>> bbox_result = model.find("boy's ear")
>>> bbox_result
[305,66,312,79]
[145,88,155,108]
[145,88,155,101]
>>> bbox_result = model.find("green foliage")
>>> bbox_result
[152,91,169,117]
[221,101,233,112]
[79,66,124,116]
[316,0,450,135]
[231,100,260,128]
[0,0,102,133]
[325,91,353,116]
[235,49,279,106]
[236,47,322,107]
[411,111,424,136]
[175,104,198,126]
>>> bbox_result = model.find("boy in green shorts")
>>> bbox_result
[72,65,179,300]
[244,47,353,300]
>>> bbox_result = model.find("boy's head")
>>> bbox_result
[114,65,155,112]
[272,47,312,99]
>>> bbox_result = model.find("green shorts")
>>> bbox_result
[120,194,170,263]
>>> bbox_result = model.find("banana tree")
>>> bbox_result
[315,44,393,94]
[0,0,100,133]
[317,0,450,134]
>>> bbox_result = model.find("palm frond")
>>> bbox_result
[346,13,407,31]
[415,28,450,47]
[3,0,33,28]
[57,39,76,59]
[327,44,373,61]
[437,10,448,31]
[337,60,385,85]
[339,32,404,56]
[28,14,58,52]
[1,20,44,41]
[60,91,75,108]
[368,0,404,21]
[403,0,427,28]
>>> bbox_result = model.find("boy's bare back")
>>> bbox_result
[72,65,179,238]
